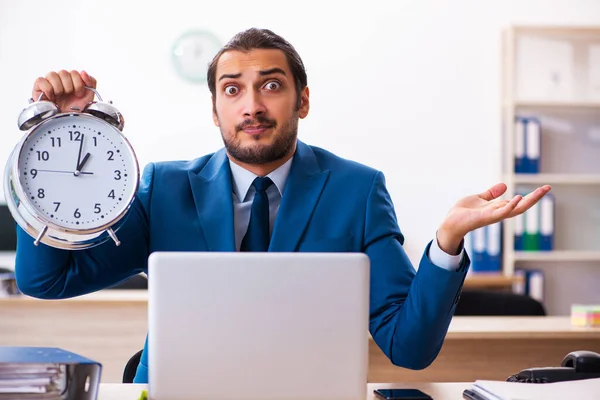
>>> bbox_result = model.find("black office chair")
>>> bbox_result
[108,274,148,290]
[455,289,546,316]
[123,349,143,383]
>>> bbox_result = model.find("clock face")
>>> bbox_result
[171,30,221,84]
[16,114,138,231]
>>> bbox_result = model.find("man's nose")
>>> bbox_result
[242,90,266,118]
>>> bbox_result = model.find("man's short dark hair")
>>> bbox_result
[207,28,307,110]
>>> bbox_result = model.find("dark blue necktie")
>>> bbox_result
[241,177,273,252]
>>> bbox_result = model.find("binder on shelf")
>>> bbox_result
[486,222,502,272]
[514,117,526,173]
[470,227,487,272]
[515,268,545,302]
[524,117,541,173]
[539,192,555,251]
[527,269,545,302]
[523,201,540,251]
[512,269,526,295]
[0,347,101,400]
[469,223,502,272]
[514,212,524,251]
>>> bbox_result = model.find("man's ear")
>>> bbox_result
[299,87,310,119]
[212,96,220,127]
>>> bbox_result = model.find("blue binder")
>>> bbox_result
[539,192,555,251]
[485,222,502,272]
[0,347,101,399]
[470,224,502,272]
[524,117,541,173]
[514,117,526,173]
[514,213,524,251]
[470,227,487,272]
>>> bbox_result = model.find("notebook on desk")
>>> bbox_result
[147,252,370,400]
[465,377,600,400]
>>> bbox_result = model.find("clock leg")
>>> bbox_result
[34,226,48,246]
[107,228,121,246]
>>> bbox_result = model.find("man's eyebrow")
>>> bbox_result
[259,68,286,76]
[217,68,286,82]
[218,73,241,81]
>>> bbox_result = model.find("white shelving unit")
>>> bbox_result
[501,25,600,314]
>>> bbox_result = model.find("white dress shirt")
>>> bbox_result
[228,157,463,270]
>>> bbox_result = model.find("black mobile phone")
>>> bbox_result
[373,388,433,400]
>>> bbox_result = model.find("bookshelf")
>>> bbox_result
[500,25,600,314]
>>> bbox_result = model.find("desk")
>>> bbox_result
[98,383,469,400]
[370,316,600,382]
[0,291,148,383]
[2,291,600,383]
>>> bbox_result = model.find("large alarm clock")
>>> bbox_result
[3,86,140,250]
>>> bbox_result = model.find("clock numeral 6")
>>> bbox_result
[74,208,81,219]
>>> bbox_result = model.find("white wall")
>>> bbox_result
[1,0,599,267]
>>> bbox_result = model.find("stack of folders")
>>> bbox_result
[514,116,541,174]
[515,191,554,251]
[0,347,101,400]
[469,221,502,272]
[464,377,600,399]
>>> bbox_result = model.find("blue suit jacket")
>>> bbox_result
[14,140,469,383]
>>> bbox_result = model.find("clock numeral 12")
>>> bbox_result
[69,131,81,141]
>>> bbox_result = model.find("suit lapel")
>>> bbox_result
[188,149,236,251]
[269,141,330,252]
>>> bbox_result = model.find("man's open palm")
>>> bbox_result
[443,183,552,238]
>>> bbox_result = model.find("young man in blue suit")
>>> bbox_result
[15,28,551,383]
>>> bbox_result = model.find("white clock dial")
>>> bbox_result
[16,114,138,231]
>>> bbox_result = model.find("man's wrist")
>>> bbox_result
[436,225,464,256]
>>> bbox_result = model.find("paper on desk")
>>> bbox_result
[471,377,600,400]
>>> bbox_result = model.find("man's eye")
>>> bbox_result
[264,81,281,91]
[224,86,238,95]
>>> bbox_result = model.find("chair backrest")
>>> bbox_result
[455,289,546,316]
[108,274,148,290]
[122,349,143,383]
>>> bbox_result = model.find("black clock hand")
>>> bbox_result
[77,153,91,171]
[76,133,84,170]
[34,169,93,175]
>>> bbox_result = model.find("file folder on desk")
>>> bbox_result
[0,347,101,400]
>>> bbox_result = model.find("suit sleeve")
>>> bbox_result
[365,171,470,370]
[14,163,156,299]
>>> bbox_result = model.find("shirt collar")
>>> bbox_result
[229,156,293,202]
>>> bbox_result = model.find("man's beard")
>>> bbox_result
[221,114,298,165]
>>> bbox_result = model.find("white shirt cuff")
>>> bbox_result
[428,235,463,271]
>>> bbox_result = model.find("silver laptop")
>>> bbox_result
[147,252,370,400]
